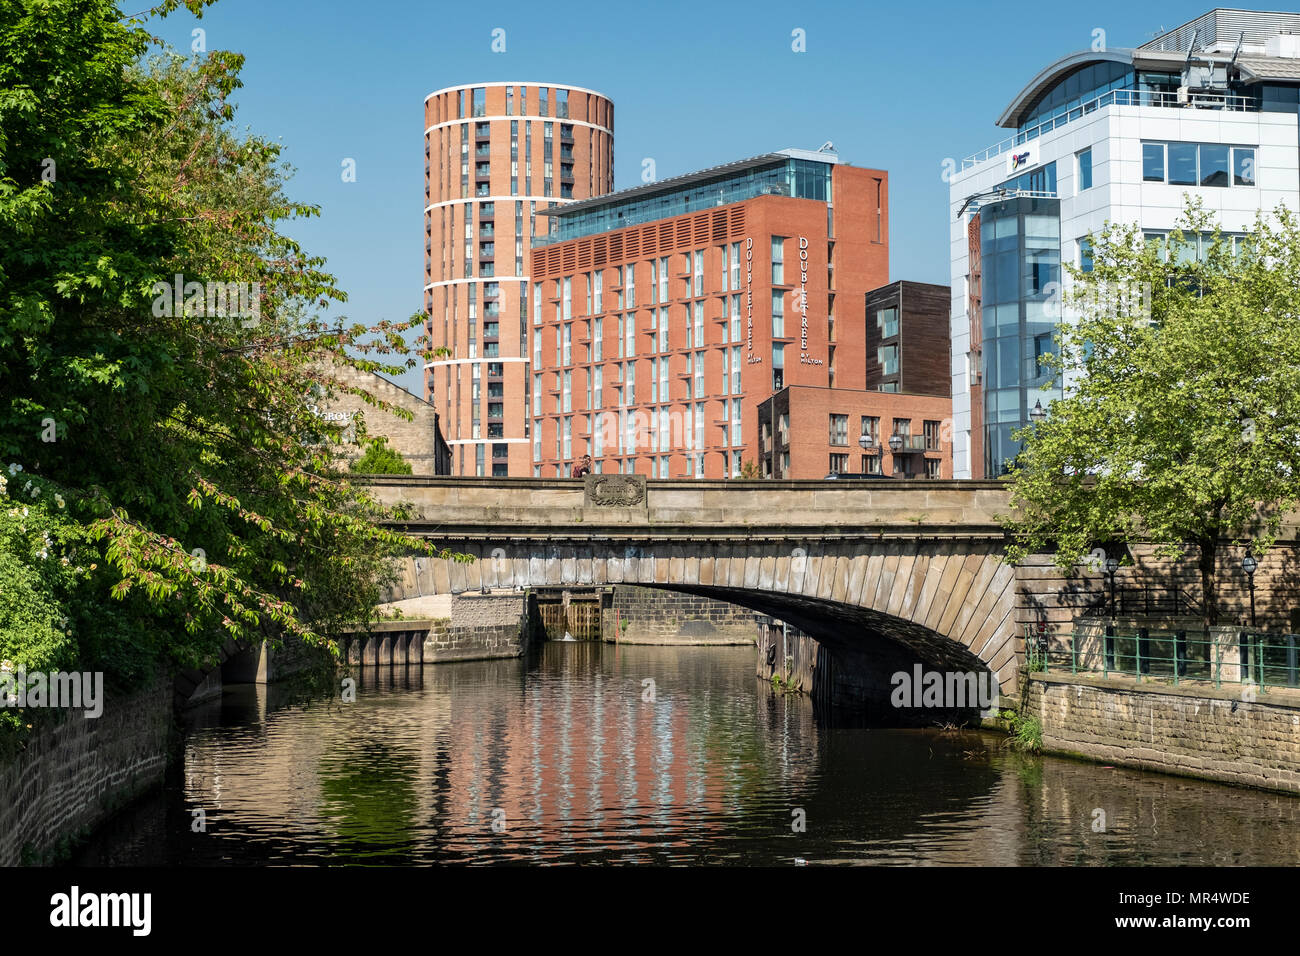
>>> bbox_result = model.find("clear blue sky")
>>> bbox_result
[148,0,1207,394]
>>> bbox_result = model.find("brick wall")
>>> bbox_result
[605,585,759,644]
[1026,672,1300,794]
[0,676,172,865]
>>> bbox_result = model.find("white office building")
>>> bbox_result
[948,8,1300,478]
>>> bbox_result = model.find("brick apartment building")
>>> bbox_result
[757,280,953,479]
[422,82,614,476]
[526,147,890,478]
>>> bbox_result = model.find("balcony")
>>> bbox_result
[961,87,1259,170]
[887,434,928,453]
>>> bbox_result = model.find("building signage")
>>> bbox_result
[745,237,760,364]
[796,236,822,367]
[1005,143,1038,177]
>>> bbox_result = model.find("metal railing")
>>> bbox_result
[1033,626,1300,692]
[962,88,1259,170]
[1079,585,1201,618]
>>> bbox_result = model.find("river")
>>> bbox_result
[74,641,1300,865]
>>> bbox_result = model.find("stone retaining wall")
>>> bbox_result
[605,585,759,644]
[1026,672,1300,794]
[0,676,173,865]
[342,594,530,665]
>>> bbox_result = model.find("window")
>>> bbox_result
[692,250,703,297]
[879,343,899,376]
[860,416,880,446]
[1079,237,1093,273]
[1142,141,1256,188]
[829,414,848,446]
[1076,147,1093,191]
[876,306,899,339]
[771,237,785,284]
[892,418,911,437]
[772,291,784,337]
[923,420,942,451]
[1200,144,1229,187]
[1170,142,1197,184]
[772,344,784,390]
[924,458,941,479]
[1235,148,1256,186]
[1142,142,1165,182]
[1034,332,1055,377]
[829,453,849,474]
[862,454,882,475]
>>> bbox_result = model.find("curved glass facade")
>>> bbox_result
[1020,61,1133,131]
[980,195,1062,476]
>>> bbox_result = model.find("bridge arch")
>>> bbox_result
[395,535,1020,693]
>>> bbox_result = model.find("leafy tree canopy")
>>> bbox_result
[0,0,450,694]
[1004,196,1300,626]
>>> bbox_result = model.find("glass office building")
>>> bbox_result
[948,8,1300,478]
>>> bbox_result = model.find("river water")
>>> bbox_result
[75,642,1300,866]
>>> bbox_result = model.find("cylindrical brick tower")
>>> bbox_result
[423,82,614,476]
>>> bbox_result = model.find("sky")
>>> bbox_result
[147,0,1212,394]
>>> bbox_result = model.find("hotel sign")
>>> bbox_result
[796,236,821,367]
[745,237,760,364]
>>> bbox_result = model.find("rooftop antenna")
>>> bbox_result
[1230,31,1244,69]
[816,141,835,153]
[1184,28,1200,69]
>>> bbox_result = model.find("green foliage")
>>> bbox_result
[739,460,761,478]
[0,0,455,694]
[350,438,412,475]
[1000,709,1043,754]
[1004,197,1300,626]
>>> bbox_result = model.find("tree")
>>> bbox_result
[350,438,413,475]
[1004,197,1300,629]
[0,0,453,690]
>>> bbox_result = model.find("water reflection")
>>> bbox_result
[74,642,1300,866]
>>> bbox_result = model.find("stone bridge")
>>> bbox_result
[362,474,1300,698]
[366,475,1031,692]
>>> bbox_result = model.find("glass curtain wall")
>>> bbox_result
[980,195,1062,476]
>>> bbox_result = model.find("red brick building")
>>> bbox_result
[527,148,889,478]
[423,82,614,476]
[756,385,953,480]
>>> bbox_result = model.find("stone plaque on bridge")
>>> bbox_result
[585,474,646,509]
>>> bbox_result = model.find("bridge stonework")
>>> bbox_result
[370,477,1024,692]
[366,476,1300,700]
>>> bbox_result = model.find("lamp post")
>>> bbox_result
[1105,556,1119,618]
[1030,399,1046,425]
[1242,553,1258,629]
[888,434,903,477]
[858,433,871,474]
